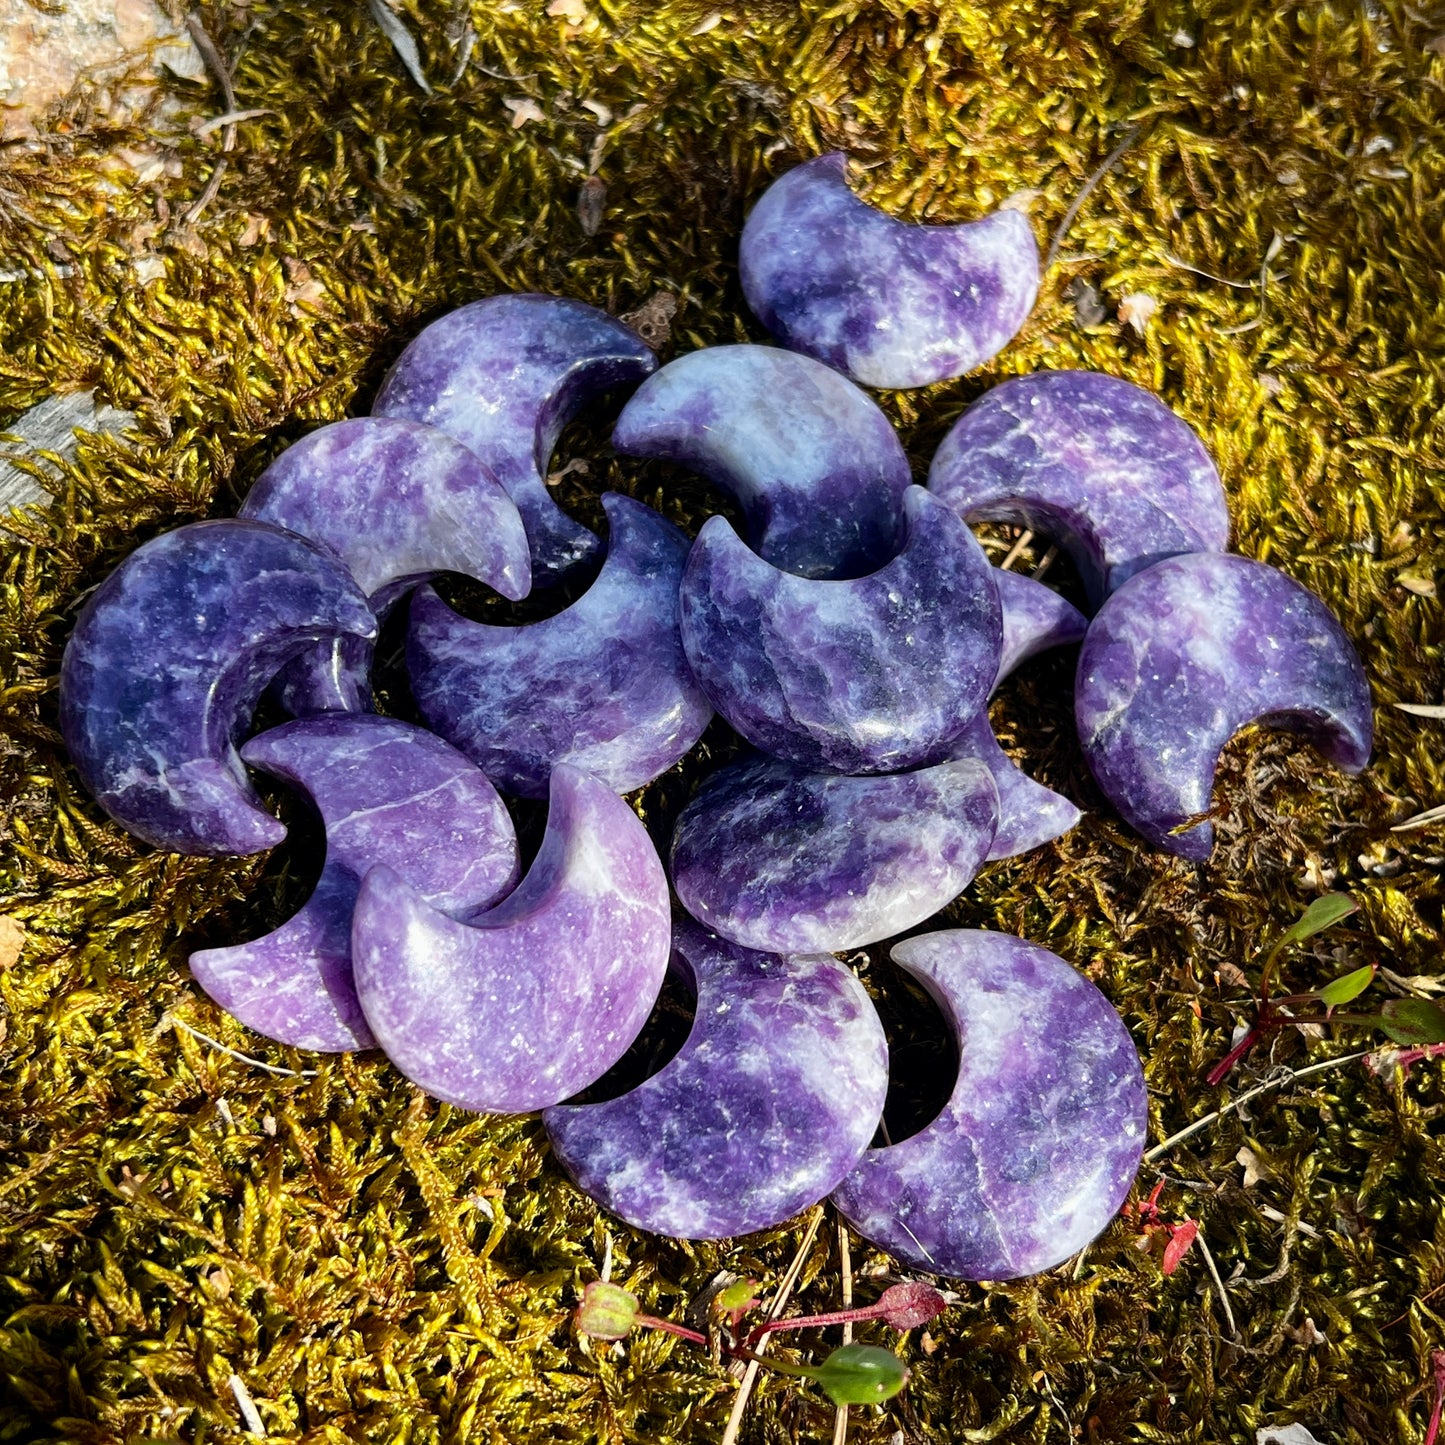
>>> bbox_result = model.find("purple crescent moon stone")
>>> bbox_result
[544,920,888,1239]
[671,755,998,953]
[189,716,519,1052]
[831,929,1147,1281]
[993,568,1088,684]
[929,370,1230,605]
[679,487,1003,775]
[351,764,672,1113]
[1075,551,1373,860]
[739,153,1040,390]
[59,519,376,854]
[407,492,712,798]
[239,416,531,716]
[612,344,909,578]
[373,293,656,582]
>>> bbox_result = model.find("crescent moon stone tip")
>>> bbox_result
[739,153,1040,390]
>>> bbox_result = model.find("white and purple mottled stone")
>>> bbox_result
[239,416,531,716]
[372,293,656,581]
[58,519,376,855]
[993,568,1088,684]
[939,568,1087,860]
[407,493,712,798]
[612,344,909,578]
[831,929,1147,1281]
[738,153,1040,390]
[671,755,998,952]
[1075,552,1373,861]
[929,370,1229,605]
[679,487,1002,775]
[189,716,519,1052]
[351,764,671,1113]
[544,920,888,1239]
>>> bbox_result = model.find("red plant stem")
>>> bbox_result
[1206,1023,1267,1087]
[1425,1350,1445,1445]
[746,1304,889,1347]
[635,1314,708,1346]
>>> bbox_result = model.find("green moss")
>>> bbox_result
[1,0,1443,1439]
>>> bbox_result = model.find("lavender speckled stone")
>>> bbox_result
[994,568,1088,684]
[671,755,998,952]
[407,493,712,798]
[831,929,1147,1280]
[739,153,1039,390]
[351,764,671,1113]
[612,345,909,578]
[929,370,1229,605]
[544,920,888,1239]
[944,712,1080,860]
[240,416,531,715]
[189,717,518,1052]
[59,520,375,854]
[1075,552,1373,861]
[373,293,656,581]
[679,487,1002,775]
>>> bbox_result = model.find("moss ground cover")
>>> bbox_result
[1,1,1443,1440]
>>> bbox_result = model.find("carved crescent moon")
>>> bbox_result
[1075,552,1373,859]
[929,370,1229,604]
[189,716,519,1052]
[59,519,376,854]
[544,920,888,1239]
[672,755,997,953]
[612,344,909,578]
[239,416,531,716]
[739,153,1039,389]
[994,568,1088,684]
[831,929,1147,1281]
[678,487,1002,775]
[373,293,656,581]
[407,492,712,798]
[350,763,672,1113]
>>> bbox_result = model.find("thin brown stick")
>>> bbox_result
[1032,543,1060,582]
[183,157,229,225]
[1193,1230,1237,1337]
[168,1014,317,1078]
[1144,1051,1368,1163]
[721,1208,824,1445]
[1044,124,1142,271]
[999,529,1034,570]
[832,1223,853,1445]
[183,15,239,225]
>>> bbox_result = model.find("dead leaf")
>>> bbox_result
[546,0,588,21]
[1396,568,1436,597]
[238,213,270,246]
[580,98,612,125]
[690,11,723,34]
[504,96,546,129]
[1066,277,1106,328]
[366,0,432,94]
[0,917,23,969]
[621,291,678,349]
[132,255,166,285]
[577,175,606,236]
[1216,960,1249,989]
[1000,188,1042,214]
[1236,1145,1269,1188]
[1258,1425,1326,1445]
[546,458,590,488]
[1118,291,1158,335]
[1283,1316,1327,1347]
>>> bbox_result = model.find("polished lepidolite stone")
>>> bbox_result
[189,716,519,1052]
[407,493,712,798]
[943,712,1080,860]
[372,293,656,581]
[544,920,888,1239]
[679,487,1002,775]
[239,416,531,716]
[1075,552,1373,860]
[993,567,1088,683]
[671,755,998,952]
[929,370,1229,605]
[612,344,909,578]
[831,929,1147,1280]
[59,519,375,854]
[738,153,1039,390]
[351,764,671,1113]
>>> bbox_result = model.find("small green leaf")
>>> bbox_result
[714,1278,759,1314]
[1280,893,1358,947]
[1380,998,1445,1046]
[576,1281,639,1340]
[814,1344,910,1406]
[1317,964,1375,1008]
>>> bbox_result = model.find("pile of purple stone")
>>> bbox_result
[57,153,1373,1281]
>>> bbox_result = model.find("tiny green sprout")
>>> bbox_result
[577,1280,640,1340]
[1318,963,1376,1009]
[814,1344,911,1406]
[714,1277,760,1315]
[1380,998,1445,1047]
